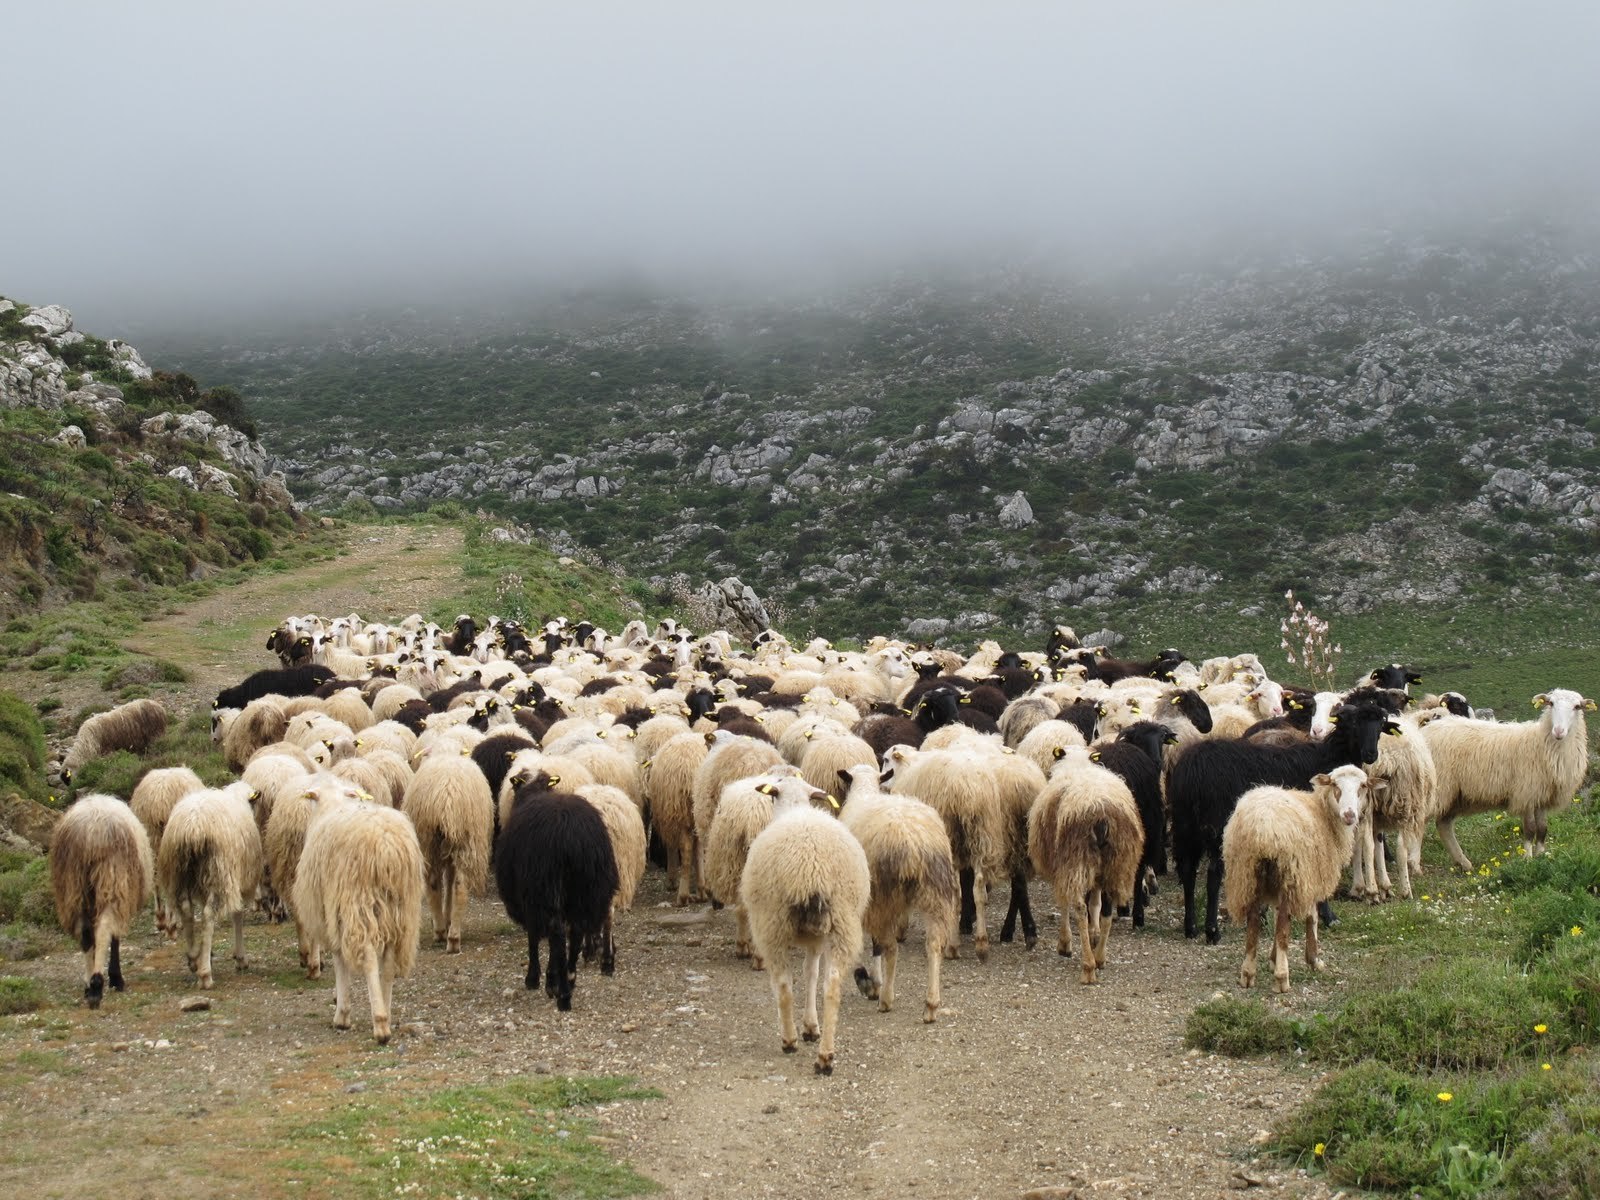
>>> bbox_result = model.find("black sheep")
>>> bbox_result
[494,780,619,1010]
[445,615,477,656]
[1089,721,1175,928]
[1167,697,1399,944]
[1056,700,1099,743]
[1367,663,1423,691]
[852,713,925,761]
[266,628,315,666]
[215,663,336,711]
[1069,647,1189,685]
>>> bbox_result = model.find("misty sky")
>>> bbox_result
[7,2,1599,331]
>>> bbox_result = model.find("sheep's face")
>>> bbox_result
[1316,766,1369,827]
[1535,689,1590,740]
[1309,692,1342,740]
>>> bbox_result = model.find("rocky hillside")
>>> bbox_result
[152,222,1600,641]
[0,299,302,621]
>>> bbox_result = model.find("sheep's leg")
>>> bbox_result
[683,833,702,903]
[523,927,541,990]
[734,904,750,959]
[1090,887,1111,969]
[108,934,125,993]
[999,881,1019,943]
[85,914,113,1008]
[1008,872,1038,949]
[854,939,882,1001]
[878,939,898,1014]
[1437,813,1474,872]
[957,866,975,936]
[1132,868,1148,930]
[232,909,247,972]
[1204,856,1224,946]
[197,904,216,989]
[1240,904,1260,988]
[1531,808,1551,857]
[664,839,681,894]
[772,956,798,1054]
[427,865,446,943]
[971,865,990,963]
[815,952,843,1076]
[364,947,391,1045]
[556,923,578,1011]
[181,903,200,978]
[1391,828,1413,900]
[546,924,567,1005]
[446,865,465,954]
[1347,817,1370,899]
[1075,892,1096,984]
[1404,828,1424,878]
[800,947,822,1042]
[1054,882,1075,958]
[1372,832,1393,900]
[1176,850,1201,940]
[922,921,943,1023]
[1272,904,1292,994]
[331,950,352,1030]
[1305,907,1323,972]
[600,907,616,976]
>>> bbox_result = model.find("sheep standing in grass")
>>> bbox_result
[1348,714,1436,902]
[49,794,154,1007]
[837,763,957,1022]
[62,699,168,783]
[1223,765,1370,993]
[1026,747,1143,983]
[740,786,870,1075]
[158,782,263,989]
[129,766,204,936]
[293,782,424,1043]
[402,749,493,953]
[1421,689,1594,868]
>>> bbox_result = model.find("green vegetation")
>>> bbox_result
[1184,789,1600,1197]
[0,690,50,805]
[445,518,646,632]
[286,1076,660,1199]
[0,976,47,1016]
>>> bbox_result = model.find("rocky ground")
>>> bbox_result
[0,871,1345,1200]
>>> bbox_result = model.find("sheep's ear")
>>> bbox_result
[703,732,717,746]
[1384,720,1404,737]
[757,783,776,796]
[836,769,853,789]
[1089,750,1101,762]
[1052,746,1066,760]
[1586,698,1598,712]
[1311,773,1332,788]
[1165,732,1180,745]
[1533,694,1549,708]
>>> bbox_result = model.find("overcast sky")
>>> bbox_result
[6,2,1599,332]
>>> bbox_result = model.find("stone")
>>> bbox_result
[19,304,73,337]
[179,996,212,1012]
[52,424,87,448]
[167,466,198,490]
[697,576,772,639]
[997,490,1035,529]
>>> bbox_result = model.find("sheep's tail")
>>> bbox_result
[790,894,829,937]
[1255,858,1281,898]
[78,887,97,951]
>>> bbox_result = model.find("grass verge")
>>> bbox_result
[1184,789,1600,1198]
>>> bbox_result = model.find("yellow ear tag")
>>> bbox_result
[827,794,839,810]
[548,774,560,785]
[1090,751,1101,762]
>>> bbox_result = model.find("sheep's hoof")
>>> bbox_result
[1056,945,1072,959]
[1079,969,1097,985]
[524,973,538,990]
[1310,957,1325,972]
[735,945,751,959]
[1239,969,1256,988]
[853,967,877,1001]
[199,975,214,990]
[85,975,105,1009]
[709,899,724,911]
[877,999,892,1013]
[186,953,200,974]
[334,1014,352,1031]
[1274,977,1290,994]
[922,1004,938,1024]
[433,930,447,944]
[801,1027,820,1043]
[446,939,461,955]
[1205,929,1222,946]
[942,945,959,960]
[556,995,573,1012]
[374,1022,391,1045]
[307,964,322,981]
[235,956,248,972]
[673,895,689,909]
[298,950,310,969]
[814,1056,834,1076]
[109,974,126,993]
[974,940,990,964]
[751,957,765,971]
[781,1041,797,1055]
[1024,932,1038,950]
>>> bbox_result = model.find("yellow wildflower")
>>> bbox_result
[1572,926,1585,937]
[1314,1143,1325,1157]
[1437,1092,1453,1103]
[1535,1024,1548,1034]
[1542,1063,1552,1071]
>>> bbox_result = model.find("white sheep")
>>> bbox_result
[157,782,263,989]
[1222,765,1370,993]
[575,781,648,974]
[691,734,785,885]
[128,766,204,936]
[739,787,870,1075]
[837,763,958,1022]
[1026,747,1143,983]
[704,767,813,962]
[1348,715,1436,902]
[642,729,712,905]
[48,794,154,1007]
[62,698,168,782]
[402,749,494,953]
[292,783,425,1043]
[1420,688,1594,869]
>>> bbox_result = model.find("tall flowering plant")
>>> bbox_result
[1280,589,1342,689]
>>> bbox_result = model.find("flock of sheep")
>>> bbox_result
[46,613,1594,1074]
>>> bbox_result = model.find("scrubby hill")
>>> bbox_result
[0,298,302,620]
[150,223,1600,642]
